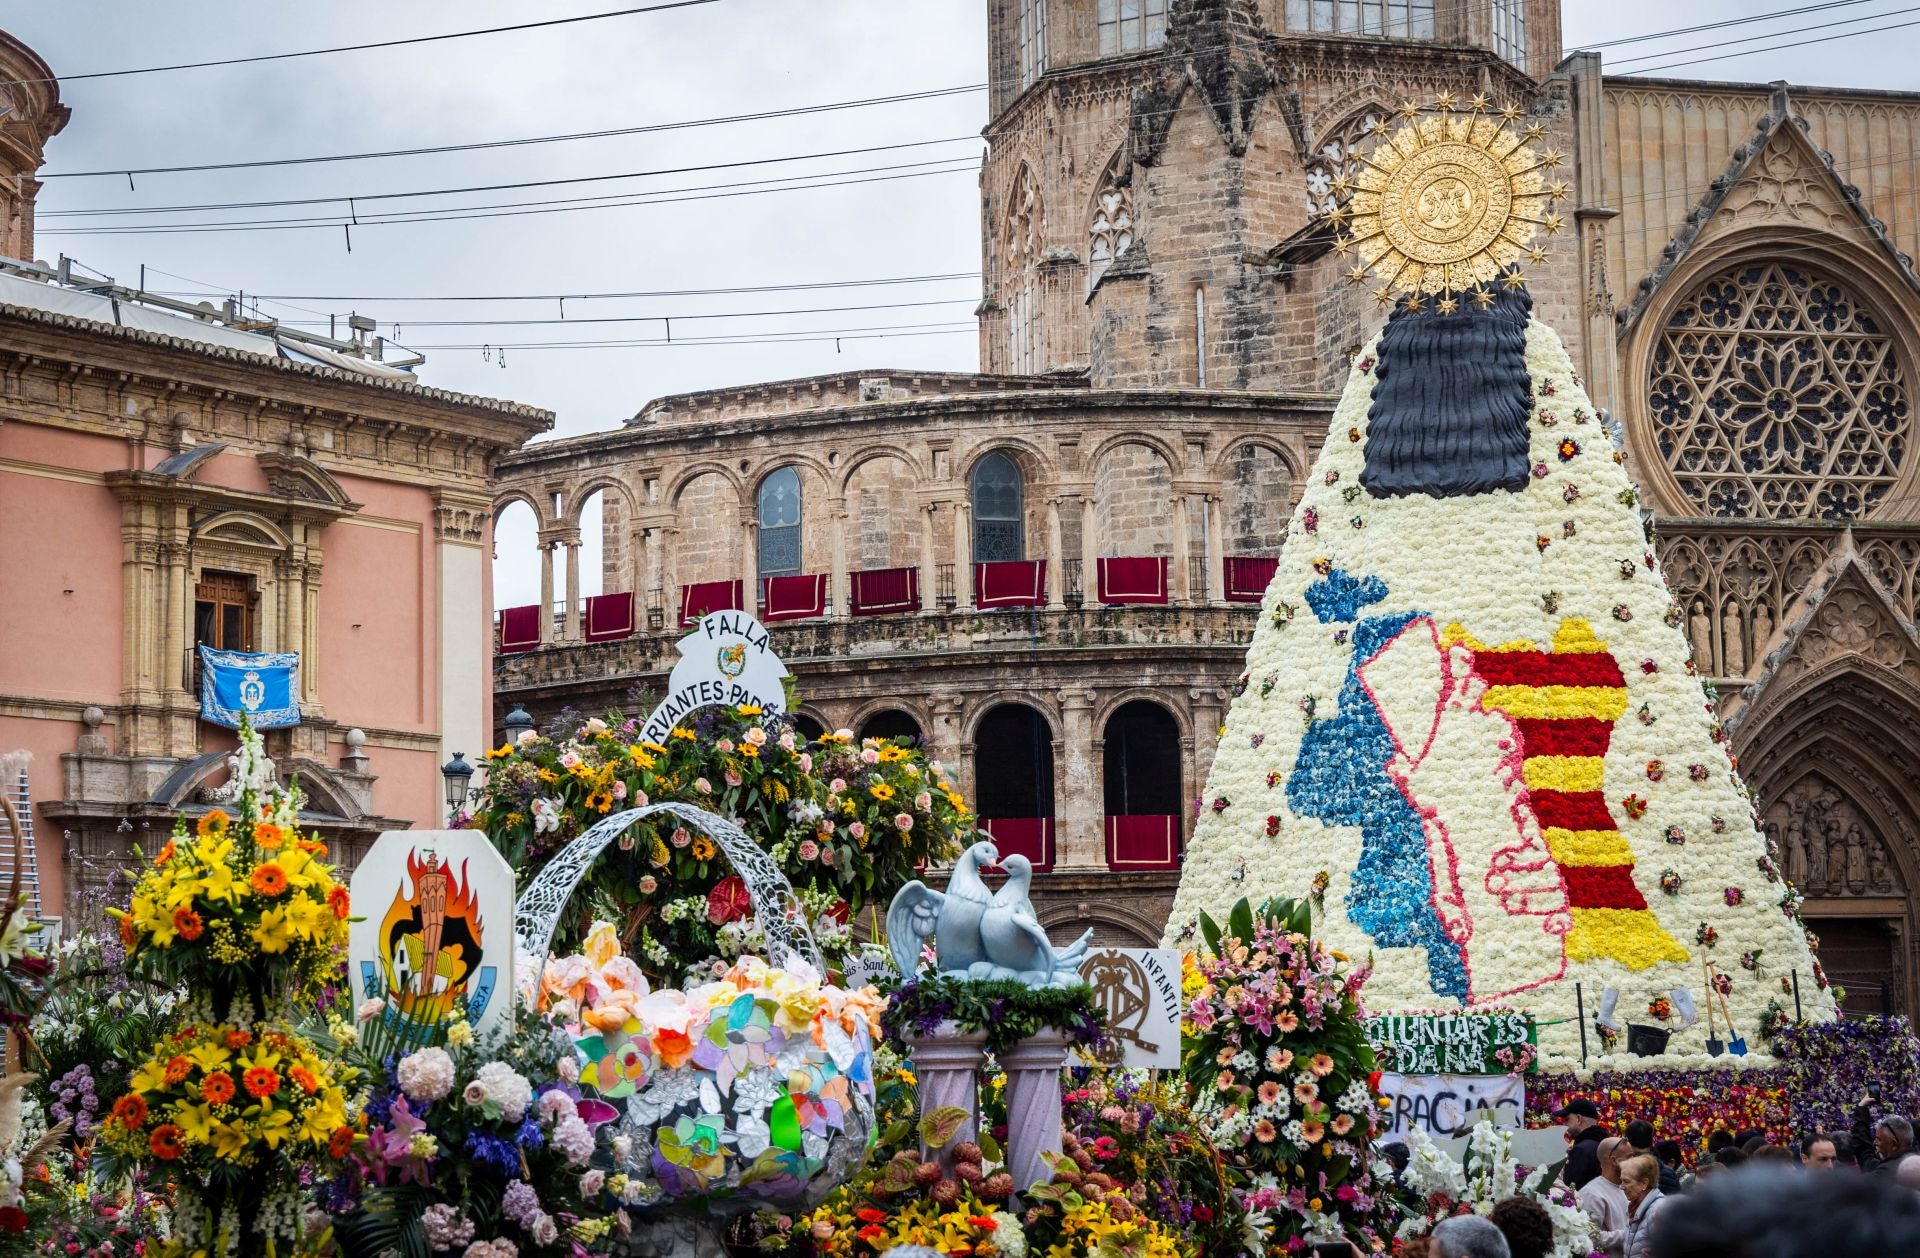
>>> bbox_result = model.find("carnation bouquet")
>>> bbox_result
[108,721,350,1022]
[1394,1122,1594,1258]
[469,706,967,984]
[1183,897,1390,1251]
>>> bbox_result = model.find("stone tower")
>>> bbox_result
[0,28,67,262]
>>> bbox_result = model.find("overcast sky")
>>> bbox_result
[9,1,1916,606]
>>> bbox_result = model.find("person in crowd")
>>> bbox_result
[1652,1139,1687,1192]
[1489,1195,1555,1258]
[1432,1214,1511,1258]
[1577,1136,1630,1258]
[1558,1099,1610,1189]
[1801,1133,1839,1168]
[1652,1166,1920,1258]
[1851,1098,1916,1177]
[1620,1153,1671,1258]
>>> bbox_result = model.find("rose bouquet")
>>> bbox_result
[1183,897,1390,1251]
[468,706,966,984]
[108,721,350,1022]
[1394,1122,1595,1258]
[332,1011,620,1258]
[539,926,882,1214]
[100,1021,355,1253]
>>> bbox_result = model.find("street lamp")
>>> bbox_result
[502,704,536,741]
[440,752,474,824]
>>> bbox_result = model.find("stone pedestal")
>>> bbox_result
[1000,1028,1071,1191]
[904,1022,989,1173]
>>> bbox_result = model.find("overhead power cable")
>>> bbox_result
[1607,2,1920,69]
[1,1,720,88]
[37,83,988,181]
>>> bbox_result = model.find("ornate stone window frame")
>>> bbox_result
[1624,237,1920,521]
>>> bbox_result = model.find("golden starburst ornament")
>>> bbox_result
[1330,96,1565,299]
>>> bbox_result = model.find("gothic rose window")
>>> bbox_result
[1650,260,1911,520]
[1088,181,1134,282]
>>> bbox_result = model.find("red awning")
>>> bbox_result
[498,605,541,654]
[679,579,744,625]
[1104,815,1182,870]
[1224,555,1279,603]
[974,559,1046,609]
[583,591,635,642]
[850,566,920,616]
[1096,556,1169,605]
[761,573,828,622]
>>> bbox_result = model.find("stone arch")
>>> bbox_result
[1625,234,1920,521]
[841,451,926,572]
[1091,437,1179,557]
[1035,899,1164,948]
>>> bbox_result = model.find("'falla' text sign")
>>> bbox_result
[639,610,791,744]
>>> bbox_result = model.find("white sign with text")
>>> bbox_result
[1375,1072,1527,1141]
[639,610,791,744]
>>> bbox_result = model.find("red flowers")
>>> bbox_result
[707,875,751,926]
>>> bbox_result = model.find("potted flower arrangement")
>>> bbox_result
[469,707,967,984]
[1183,897,1392,1251]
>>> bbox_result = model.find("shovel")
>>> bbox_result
[1708,963,1748,1056]
[1702,958,1724,1056]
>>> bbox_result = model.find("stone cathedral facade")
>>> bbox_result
[494,0,1920,1016]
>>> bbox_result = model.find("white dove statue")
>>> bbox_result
[978,853,1092,988]
[885,839,1000,981]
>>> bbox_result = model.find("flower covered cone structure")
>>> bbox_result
[1165,285,1835,1068]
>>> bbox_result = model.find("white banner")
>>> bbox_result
[1376,1072,1526,1141]
[639,611,791,744]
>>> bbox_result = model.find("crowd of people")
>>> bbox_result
[1424,1095,1920,1258]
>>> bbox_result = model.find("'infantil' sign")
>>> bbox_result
[1364,1011,1537,1075]
[639,610,791,744]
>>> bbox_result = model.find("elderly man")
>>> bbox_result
[1434,1214,1512,1258]
[1579,1136,1630,1258]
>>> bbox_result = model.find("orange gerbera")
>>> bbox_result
[327,885,351,919]
[253,822,286,850]
[148,1124,185,1160]
[250,863,289,896]
[156,839,176,865]
[172,907,204,941]
[111,1094,148,1129]
[289,1066,319,1095]
[196,809,229,837]
[225,1030,252,1049]
[328,1126,355,1159]
[242,1067,280,1100]
[163,1056,193,1085]
[200,1073,235,1105]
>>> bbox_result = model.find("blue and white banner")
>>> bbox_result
[198,646,301,729]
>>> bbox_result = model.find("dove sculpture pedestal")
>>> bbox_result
[1001,1028,1072,1192]
[905,1022,989,1174]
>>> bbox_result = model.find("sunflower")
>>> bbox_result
[149,1124,185,1160]
[196,810,230,837]
[250,863,289,897]
[690,836,718,861]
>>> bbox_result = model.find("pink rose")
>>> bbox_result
[894,813,913,832]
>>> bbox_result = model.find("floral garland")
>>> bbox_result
[1164,311,1835,1069]
[470,706,967,983]
[882,976,1107,1057]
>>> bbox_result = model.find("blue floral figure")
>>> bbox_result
[1286,568,1467,1001]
